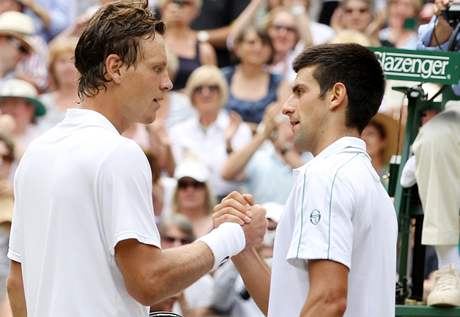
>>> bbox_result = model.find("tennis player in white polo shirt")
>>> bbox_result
[213,43,397,317]
[6,2,267,317]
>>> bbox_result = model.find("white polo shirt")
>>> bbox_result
[8,109,161,317]
[268,137,397,317]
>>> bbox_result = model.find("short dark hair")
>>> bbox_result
[75,1,165,98]
[293,43,385,132]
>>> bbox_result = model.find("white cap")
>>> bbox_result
[0,11,35,51]
[174,159,210,183]
[263,202,284,223]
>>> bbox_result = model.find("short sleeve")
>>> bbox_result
[97,140,161,256]
[286,167,354,270]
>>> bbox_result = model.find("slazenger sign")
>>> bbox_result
[370,47,460,85]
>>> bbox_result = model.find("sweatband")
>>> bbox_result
[198,222,246,270]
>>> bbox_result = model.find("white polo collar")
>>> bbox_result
[293,137,368,175]
[64,108,120,135]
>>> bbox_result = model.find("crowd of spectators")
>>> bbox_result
[0,0,457,316]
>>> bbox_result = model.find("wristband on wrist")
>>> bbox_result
[198,222,246,270]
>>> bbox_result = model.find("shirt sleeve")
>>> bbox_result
[97,140,161,256]
[8,168,25,262]
[286,167,355,270]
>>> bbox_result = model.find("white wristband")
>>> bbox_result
[198,222,246,271]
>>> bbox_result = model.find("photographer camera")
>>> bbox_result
[410,0,460,308]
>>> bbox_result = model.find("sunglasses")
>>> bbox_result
[177,179,205,190]
[344,7,369,14]
[170,0,194,7]
[270,24,297,33]
[163,235,191,245]
[6,36,29,54]
[193,84,219,94]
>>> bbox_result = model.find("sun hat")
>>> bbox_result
[0,11,35,52]
[0,79,47,117]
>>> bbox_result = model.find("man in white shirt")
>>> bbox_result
[213,43,397,317]
[6,2,267,317]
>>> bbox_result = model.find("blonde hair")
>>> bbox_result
[184,65,229,108]
[263,7,300,43]
[329,30,372,46]
[171,182,215,216]
[48,37,79,89]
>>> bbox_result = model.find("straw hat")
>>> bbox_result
[0,11,35,52]
[369,112,404,164]
[0,79,47,117]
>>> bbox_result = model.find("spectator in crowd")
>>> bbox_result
[379,0,421,49]
[413,0,460,307]
[172,159,214,238]
[221,104,305,204]
[169,65,252,200]
[331,0,383,45]
[0,79,46,154]
[190,0,250,67]
[39,37,79,129]
[159,214,215,317]
[222,27,289,127]
[0,11,35,84]
[159,0,216,90]
[229,1,334,83]
[361,113,400,187]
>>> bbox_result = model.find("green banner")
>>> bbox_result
[370,47,460,84]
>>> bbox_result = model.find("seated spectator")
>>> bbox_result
[159,0,216,90]
[169,65,252,199]
[39,37,79,129]
[0,79,46,154]
[330,0,382,45]
[158,214,215,316]
[361,113,400,187]
[223,27,289,126]
[379,0,420,49]
[172,159,214,238]
[221,104,305,204]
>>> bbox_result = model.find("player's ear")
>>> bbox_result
[328,82,347,111]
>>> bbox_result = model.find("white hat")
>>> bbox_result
[263,202,284,223]
[0,11,35,51]
[0,79,46,117]
[174,159,209,183]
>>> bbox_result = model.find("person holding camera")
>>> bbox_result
[414,0,460,308]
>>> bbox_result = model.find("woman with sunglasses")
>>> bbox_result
[169,65,252,201]
[159,0,216,91]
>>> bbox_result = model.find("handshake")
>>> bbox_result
[212,191,268,250]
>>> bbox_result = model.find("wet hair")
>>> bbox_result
[75,1,165,98]
[293,43,385,132]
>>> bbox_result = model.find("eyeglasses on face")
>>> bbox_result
[270,24,297,33]
[163,235,191,245]
[5,36,29,54]
[193,84,219,94]
[177,179,205,190]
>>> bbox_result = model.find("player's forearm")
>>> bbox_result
[430,17,453,46]
[300,294,347,317]
[7,266,27,317]
[232,248,271,315]
[221,133,266,180]
[145,242,213,305]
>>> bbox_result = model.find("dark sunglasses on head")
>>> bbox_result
[271,24,297,33]
[193,84,219,94]
[177,178,205,190]
[171,0,194,7]
[163,235,191,245]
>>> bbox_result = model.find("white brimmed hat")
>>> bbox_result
[0,11,35,52]
[174,159,210,183]
[0,79,46,117]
